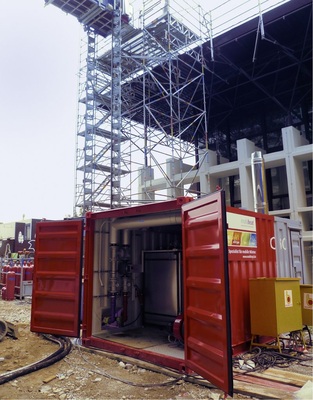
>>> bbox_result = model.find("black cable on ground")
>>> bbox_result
[233,346,312,374]
[0,335,72,385]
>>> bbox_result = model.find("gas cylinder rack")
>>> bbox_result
[0,257,34,300]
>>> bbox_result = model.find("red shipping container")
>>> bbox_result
[31,193,277,396]
[226,208,276,353]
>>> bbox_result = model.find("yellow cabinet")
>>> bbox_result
[300,284,313,326]
[249,278,302,337]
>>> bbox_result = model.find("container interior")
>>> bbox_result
[90,210,185,359]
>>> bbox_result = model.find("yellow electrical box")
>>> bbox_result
[300,284,313,326]
[249,277,302,337]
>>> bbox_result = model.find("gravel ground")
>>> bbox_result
[0,299,253,400]
[0,298,312,400]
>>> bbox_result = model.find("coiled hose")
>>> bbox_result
[0,334,72,385]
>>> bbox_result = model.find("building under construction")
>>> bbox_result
[44,0,312,278]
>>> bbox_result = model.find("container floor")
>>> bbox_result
[94,325,184,359]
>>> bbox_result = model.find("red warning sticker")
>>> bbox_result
[284,290,293,307]
[303,293,313,310]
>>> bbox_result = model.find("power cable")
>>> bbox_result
[0,335,72,385]
[233,347,313,374]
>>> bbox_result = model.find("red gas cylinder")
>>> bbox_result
[1,287,7,300]
[29,266,34,281]
[15,265,21,287]
[24,266,33,281]
[6,271,16,301]
[23,266,28,281]
[0,266,4,284]
[1,265,8,285]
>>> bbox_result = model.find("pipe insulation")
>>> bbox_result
[110,213,182,243]
[122,229,131,246]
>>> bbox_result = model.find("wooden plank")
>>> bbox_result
[43,375,57,383]
[234,380,296,399]
[233,367,310,387]
[234,374,299,392]
[264,367,312,385]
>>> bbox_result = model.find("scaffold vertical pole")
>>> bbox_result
[83,28,96,213]
[111,0,122,208]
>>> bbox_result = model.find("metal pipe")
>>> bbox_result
[109,244,118,323]
[122,275,129,324]
[109,294,116,324]
[122,229,131,246]
[112,213,182,233]
[110,212,181,267]
[251,151,268,214]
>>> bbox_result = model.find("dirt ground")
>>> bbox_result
[0,299,254,400]
[0,299,312,400]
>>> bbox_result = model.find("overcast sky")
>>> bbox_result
[0,0,284,223]
[0,1,81,223]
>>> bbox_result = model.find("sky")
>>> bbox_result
[0,0,285,223]
[0,1,81,223]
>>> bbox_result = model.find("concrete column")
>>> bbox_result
[138,166,155,202]
[166,158,184,198]
[198,149,218,194]
[282,126,308,220]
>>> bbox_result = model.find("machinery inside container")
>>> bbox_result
[91,210,185,359]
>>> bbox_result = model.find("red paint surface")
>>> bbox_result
[31,220,83,337]
[182,192,233,396]
[227,207,276,353]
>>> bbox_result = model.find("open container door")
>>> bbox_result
[31,219,83,337]
[182,191,233,396]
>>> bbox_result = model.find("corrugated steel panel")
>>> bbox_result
[86,196,193,220]
[226,207,277,353]
[182,191,233,396]
[274,217,304,282]
[31,220,83,337]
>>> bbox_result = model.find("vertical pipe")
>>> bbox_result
[110,236,118,323]
[122,275,128,324]
[251,151,268,214]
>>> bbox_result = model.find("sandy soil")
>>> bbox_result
[0,299,253,400]
[1,299,312,400]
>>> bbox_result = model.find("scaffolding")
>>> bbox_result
[43,0,312,281]
[73,0,209,215]
[45,0,301,216]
